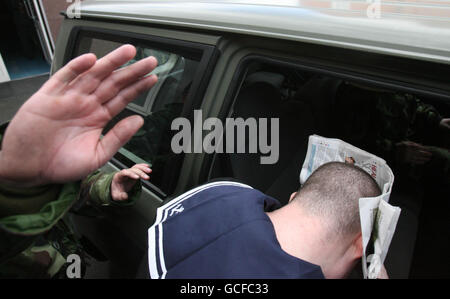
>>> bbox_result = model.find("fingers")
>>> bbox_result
[117,167,149,180]
[93,56,157,104]
[117,169,140,180]
[69,44,137,94]
[397,141,433,165]
[41,53,97,94]
[377,265,389,279]
[116,164,152,182]
[132,163,152,173]
[116,164,151,181]
[440,118,450,130]
[418,150,432,158]
[411,150,432,164]
[103,74,158,119]
[130,163,152,180]
[410,144,432,164]
[344,157,355,165]
[112,190,129,201]
[97,115,144,165]
[127,168,150,180]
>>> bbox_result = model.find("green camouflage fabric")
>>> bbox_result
[0,125,141,278]
[332,82,449,183]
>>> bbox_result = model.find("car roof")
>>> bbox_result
[76,0,450,64]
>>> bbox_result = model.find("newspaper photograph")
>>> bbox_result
[299,135,401,279]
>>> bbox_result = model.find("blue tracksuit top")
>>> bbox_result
[148,181,324,279]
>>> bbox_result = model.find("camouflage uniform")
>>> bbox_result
[0,124,141,278]
[332,82,449,184]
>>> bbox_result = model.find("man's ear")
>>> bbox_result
[289,192,298,203]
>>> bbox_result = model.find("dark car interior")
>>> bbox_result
[208,60,450,278]
[69,35,449,278]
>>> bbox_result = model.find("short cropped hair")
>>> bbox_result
[294,162,381,239]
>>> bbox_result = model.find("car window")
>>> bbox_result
[73,33,208,196]
[210,58,450,207]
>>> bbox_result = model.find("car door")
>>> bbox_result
[23,0,54,64]
[203,34,450,278]
[52,17,220,278]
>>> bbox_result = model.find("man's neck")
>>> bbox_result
[266,205,345,276]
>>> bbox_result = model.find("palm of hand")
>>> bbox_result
[0,45,157,186]
[12,91,114,183]
[111,175,136,197]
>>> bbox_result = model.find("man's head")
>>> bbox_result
[269,161,381,278]
[292,161,381,240]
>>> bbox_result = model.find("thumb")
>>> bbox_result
[118,192,129,201]
[98,115,144,165]
[112,190,129,201]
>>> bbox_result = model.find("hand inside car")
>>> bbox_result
[395,141,432,165]
[439,118,450,131]
[111,163,152,201]
[0,45,158,187]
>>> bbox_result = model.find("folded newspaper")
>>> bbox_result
[299,135,401,279]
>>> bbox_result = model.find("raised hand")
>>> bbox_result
[0,45,158,187]
[111,164,152,201]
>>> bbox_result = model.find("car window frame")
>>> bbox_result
[201,51,450,184]
[64,26,219,198]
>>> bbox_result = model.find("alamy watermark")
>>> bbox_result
[66,254,81,278]
[171,110,279,165]
[366,0,381,19]
[66,0,81,19]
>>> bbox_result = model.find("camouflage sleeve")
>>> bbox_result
[412,97,443,136]
[0,182,79,263]
[72,170,141,215]
[0,124,80,264]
